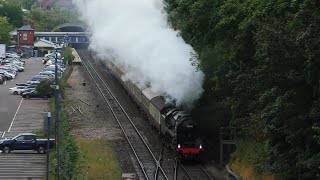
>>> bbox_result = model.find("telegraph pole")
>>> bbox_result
[54,51,60,180]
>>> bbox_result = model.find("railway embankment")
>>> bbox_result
[63,63,129,179]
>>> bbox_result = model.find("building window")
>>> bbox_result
[23,33,28,41]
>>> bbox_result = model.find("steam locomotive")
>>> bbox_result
[102,58,203,158]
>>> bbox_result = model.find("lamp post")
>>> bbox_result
[17,31,20,53]
[46,112,51,180]
[54,50,60,180]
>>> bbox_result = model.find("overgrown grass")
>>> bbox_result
[73,138,121,180]
[48,65,79,179]
[32,129,46,138]
[229,140,283,180]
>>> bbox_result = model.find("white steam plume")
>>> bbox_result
[72,0,204,107]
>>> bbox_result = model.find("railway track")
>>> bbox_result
[173,158,215,180]
[78,49,218,180]
[78,50,168,180]
[178,163,214,180]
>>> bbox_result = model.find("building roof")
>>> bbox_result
[18,25,34,31]
[34,39,58,48]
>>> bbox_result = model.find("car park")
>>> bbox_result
[2,54,66,99]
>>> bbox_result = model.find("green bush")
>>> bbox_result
[62,47,74,65]
[36,79,54,97]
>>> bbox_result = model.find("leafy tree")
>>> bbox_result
[26,8,79,31]
[6,0,36,10]
[0,3,23,27]
[0,17,13,45]
[37,79,54,98]
[62,47,74,65]
[164,0,320,178]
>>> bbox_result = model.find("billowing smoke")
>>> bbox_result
[72,0,204,107]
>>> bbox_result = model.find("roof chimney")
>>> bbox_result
[23,18,29,25]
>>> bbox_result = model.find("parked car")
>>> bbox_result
[6,53,20,59]
[0,67,17,75]
[0,71,13,80]
[2,70,15,79]
[0,133,55,154]
[3,65,18,73]
[0,61,11,65]
[26,76,48,84]
[16,83,29,87]
[9,86,27,95]
[9,64,24,72]
[0,75,4,84]
[19,88,36,95]
[39,71,54,75]
[3,69,17,77]
[21,90,52,99]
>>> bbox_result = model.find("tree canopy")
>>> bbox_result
[164,0,320,178]
[0,2,23,27]
[26,8,80,31]
[36,79,54,97]
[0,17,13,45]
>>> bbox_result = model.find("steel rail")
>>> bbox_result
[200,165,214,180]
[79,51,168,180]
[154,145,163,180]
[179,163,214,180]
[173,158,178,180]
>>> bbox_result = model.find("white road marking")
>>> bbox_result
[1,131,5,138]
[8,98,23,132]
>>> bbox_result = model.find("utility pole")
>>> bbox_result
[46,112,51,180]
[54,51,60,180]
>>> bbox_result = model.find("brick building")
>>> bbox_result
[17,25,35,46]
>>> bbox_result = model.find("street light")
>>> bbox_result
[17,31,20,53]
[54,50,60,180]
[36,111,52,180]
[46,112,51,180]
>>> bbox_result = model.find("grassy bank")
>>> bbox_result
[73,138,121,180]
[229,140,283,180]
